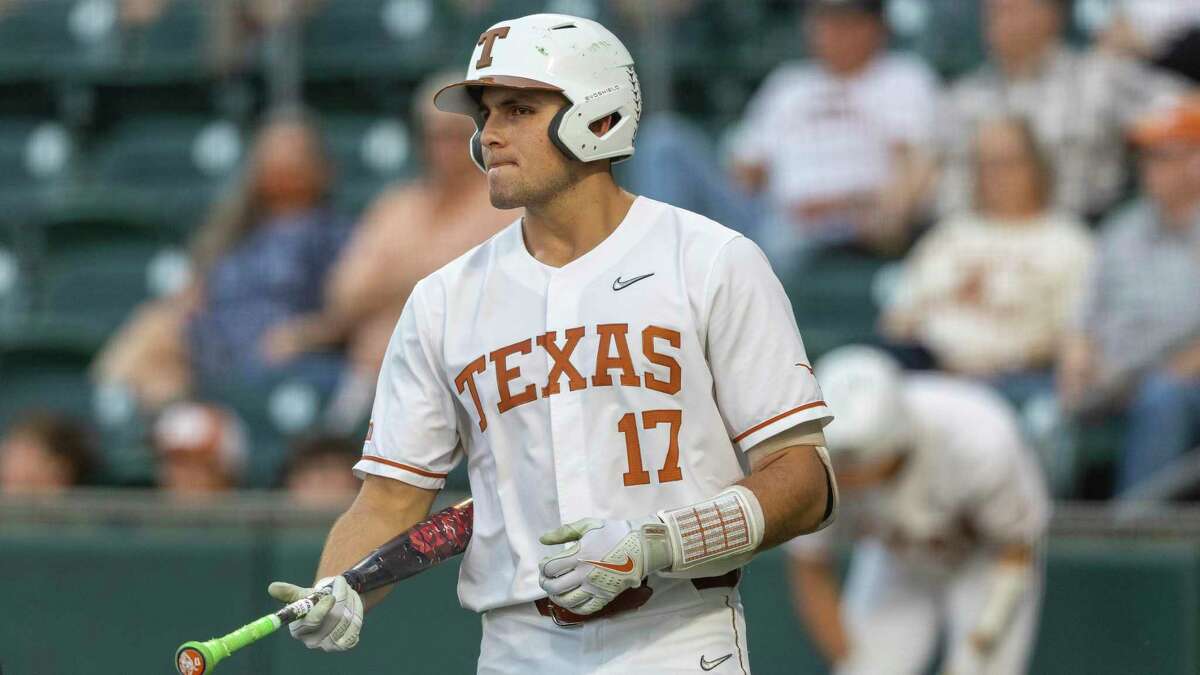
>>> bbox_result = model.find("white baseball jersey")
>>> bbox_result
[355,196,832,612]
[789,374,1049,675]
[789,372,1050,566]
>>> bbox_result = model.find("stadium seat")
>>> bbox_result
[39,241,182,336]
[301,0,540,81]
[0,316,102,433]
[92,114,244,236]
[783,250,887,360]
[0,0,116,81]
[0,117,77,226]
[323,114,416,213]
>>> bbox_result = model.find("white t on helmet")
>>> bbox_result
[433,13,641,172]
[815,345,912,462]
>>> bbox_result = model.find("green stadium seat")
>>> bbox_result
[0,0,110,81]
[324,114,416,213]
[0,316,103,432]
[0,117,77,226]
[92,115,244,235]
[783,250,887,360]
[301,0,537,81]
[39,241,180,335]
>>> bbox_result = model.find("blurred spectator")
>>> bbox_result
[733,0,939,263]
[0,412,97,495]
[283,434,359,507]
[261,72,513,428]
[1058,98,1200,494]
[940,0,1187,221]
[95,107,353,410]
[1099,0,1200,82]
[790,346,1049,674]
[153,401,246,497]
[882,117,1092,398]
[208,0,324,75]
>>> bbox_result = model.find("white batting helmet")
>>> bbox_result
[433,13,641,172]
[815,345,912,462]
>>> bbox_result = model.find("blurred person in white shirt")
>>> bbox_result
[788,346,1049,675]
[733,0,940,267]
[883,116,1092,400]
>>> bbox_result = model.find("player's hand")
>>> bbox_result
[537,517,673,616]
[267,575,363,652]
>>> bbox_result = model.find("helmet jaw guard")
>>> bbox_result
[434,13,641,173]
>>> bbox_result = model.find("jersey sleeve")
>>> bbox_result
[705,236,833,453]
[353,280,462,489]
[964,438,1051,546]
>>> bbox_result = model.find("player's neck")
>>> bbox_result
[522,174,636,268]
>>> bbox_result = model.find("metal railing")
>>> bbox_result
[4,489,1200,540]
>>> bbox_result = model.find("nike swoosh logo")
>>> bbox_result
[612,273,654,291]
[700,653,733,671]
[581,555,635,573]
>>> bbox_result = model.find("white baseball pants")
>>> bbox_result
[478,587,751,675]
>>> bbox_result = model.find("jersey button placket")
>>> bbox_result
[545,273,590,525]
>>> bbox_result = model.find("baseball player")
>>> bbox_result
[267,13,838,674]
[790,346,1050,675]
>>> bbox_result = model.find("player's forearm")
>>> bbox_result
[739,445,831,550]
[315,477,438,609]
[791,557,851,666]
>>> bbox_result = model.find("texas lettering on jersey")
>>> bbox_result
[453,323,681,432]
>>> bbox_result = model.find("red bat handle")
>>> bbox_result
[342,499,474,594]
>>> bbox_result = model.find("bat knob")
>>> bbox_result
[175,641,218,675]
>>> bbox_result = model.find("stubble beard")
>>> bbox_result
[488,160,582,210]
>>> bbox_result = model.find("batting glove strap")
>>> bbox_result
[286,576,363,652]
[655,486,765,577]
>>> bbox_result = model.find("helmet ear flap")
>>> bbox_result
[548,104,581,162]
[470,128,485,172]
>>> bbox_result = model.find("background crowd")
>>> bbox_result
[0,0,1198,509]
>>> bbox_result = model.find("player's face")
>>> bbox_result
[477,88,581,209]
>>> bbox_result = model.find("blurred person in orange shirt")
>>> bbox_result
[282,434,360,508]
[260,71,514,427]
[1059,97,1200,494]
[0,412,97,495]
[882,116,1092,402]
[153,401,247,498]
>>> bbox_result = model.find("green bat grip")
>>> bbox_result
[175,615,282,674]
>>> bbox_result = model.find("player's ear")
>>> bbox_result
[588,113,619,137]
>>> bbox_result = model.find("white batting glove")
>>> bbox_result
[267,575,363,652]
[537,517,674,616]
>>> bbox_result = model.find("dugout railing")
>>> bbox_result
[1,491,1198,675]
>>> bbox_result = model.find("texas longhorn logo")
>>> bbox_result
[176,648,206,675]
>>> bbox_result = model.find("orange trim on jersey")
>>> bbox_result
[732,401,827,443]
[360,455,448,479]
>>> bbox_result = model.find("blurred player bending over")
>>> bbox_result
[268,13,838,674]
[790,346,1049,675]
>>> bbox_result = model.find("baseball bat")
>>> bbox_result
[174,497,474,675]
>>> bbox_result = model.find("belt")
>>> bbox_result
[534,569,741,627]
